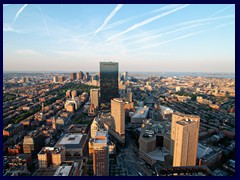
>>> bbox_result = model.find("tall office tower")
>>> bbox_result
[58,76,65,82]
[66,90,71,98]
[92,74,99,81]
[70,73,77,80]
[53,76,58,83]
[85,72,90,81]
[171,112,200,167]
[22,77,26,83]
[76,72,80,80]
[126,91,133,103]
[80,71,84,79]
[111,98,125,135]
[123,71,128,81]
[92,130,109,176]
[100,62,119,104]
[90,89,99,109]
[26,77,30,82]
[71,90,77,99]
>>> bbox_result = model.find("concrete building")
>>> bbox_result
[58,76,65,83]
[66,90,71,98]
[77,71,84,80]
[23,131,45,156]
[123,71,128,81]
[53,76,58,83]
[54,133,87,159]
[38,147,65,169]
[90,89,100,109]
[91,131,109,176]
[111,98,125,135]
[159,105,173,120]
[71,90,77,98]
[54,161,83,176]
[131,106,149,124]
[70,73,77,80]
[126,91,133,103]
[171,112,200,167]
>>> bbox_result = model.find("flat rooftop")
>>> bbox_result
[39,147,63,154]
[54,165,72,176]
[132,106,149,119]
[59,134,82,145]
[96,130,108,137]
[176,119,197,126]
[55,133,86,149]
[33,169,57,176]
[197,143,213,158]
[147,148,170,161]
[112,98,124,103]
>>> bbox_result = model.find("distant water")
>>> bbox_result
[128,72,235,79]
[3,71,235,79]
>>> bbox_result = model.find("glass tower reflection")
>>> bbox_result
[100,62,119,104]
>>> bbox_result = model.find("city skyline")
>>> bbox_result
[3,4,235,72]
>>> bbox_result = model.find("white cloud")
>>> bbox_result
[3,23,22,33]
[16,49,43,56]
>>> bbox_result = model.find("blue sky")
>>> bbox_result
[3,4,235,72]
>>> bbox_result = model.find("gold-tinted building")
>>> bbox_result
[90,89,99,109]
[111,98,125,135]
[171,112,200,167]
[38,147,65,169]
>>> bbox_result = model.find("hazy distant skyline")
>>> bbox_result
[3,4,235,72]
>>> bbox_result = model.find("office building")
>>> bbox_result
[171,112,200,167]
[126,91,133,102]
[23,131,45,156]
[71,90,77,98]
[70,73,77,80]
[91,131,109,176]
[38,147,65,169]
[54,161,83,176]
[53,76,58,83]
[131,106,149,124]
[58,76,65,82]
[100,62,119,104]
[123,71,128,81]
[66,90,71,98]
[54,133,87,159]
[77,71,84,80]
[111,98,125,135]
[90,89,99,109]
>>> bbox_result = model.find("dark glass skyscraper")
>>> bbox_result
[100,62,119,104]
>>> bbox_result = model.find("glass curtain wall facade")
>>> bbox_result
[100,62,119,104]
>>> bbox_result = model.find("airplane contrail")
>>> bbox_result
[129,22,233,52]
[100,14,233,49]
[208,4,234,18]
[68,4,178,42]
[13,4,28,24]
[93,4,124,37]
[81,4,124,50]
[102,4,180,32]
[129,31,202,52]
[106,4,190,42]
[125,22,210,46]
[37,5,50,36]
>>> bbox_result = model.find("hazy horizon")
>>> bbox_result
[3,4,235,72]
